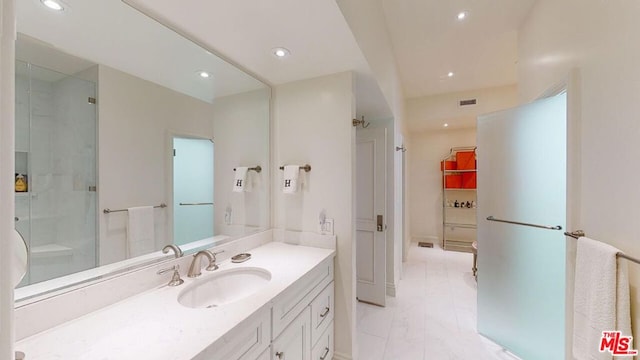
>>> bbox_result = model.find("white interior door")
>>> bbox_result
[173,137,214,246]
[477,92,567,359]
[356,127,387,306]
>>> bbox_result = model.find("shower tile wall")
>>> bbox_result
[15,63,97,286]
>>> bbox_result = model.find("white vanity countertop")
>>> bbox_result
[16,242,335,360]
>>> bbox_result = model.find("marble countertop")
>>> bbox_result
[16,242,335,360]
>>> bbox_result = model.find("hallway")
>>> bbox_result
[357,243,521,360]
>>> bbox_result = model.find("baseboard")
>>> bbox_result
[386,282,397,297]
[333,351,353,360]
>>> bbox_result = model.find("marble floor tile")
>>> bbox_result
[356,243,521,360]
[357,331,387,360]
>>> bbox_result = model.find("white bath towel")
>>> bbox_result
[233,167,249,192]
[126,206,155,258]
[283,165,300,194]
[573,237,632,360]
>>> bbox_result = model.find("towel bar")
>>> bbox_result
[486,216,562,230]
[564,230,640,265]
[103,203,167,214]
[233,166,262,173]
[279,164,311,172]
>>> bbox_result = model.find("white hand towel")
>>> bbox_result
[244,170,254,193]
[126,206,155,258]
[573,237,632,360]
[233,167,249,192]
[283,165,300,194]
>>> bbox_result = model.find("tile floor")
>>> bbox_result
[356,243,521,360]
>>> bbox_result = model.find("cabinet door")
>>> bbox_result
[252,347,270,360]
[272,307,311,360]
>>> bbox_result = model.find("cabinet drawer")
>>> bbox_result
[197,310,270,360]
[311,321,333,360]
[272,259,333,339]
[310,281,334,346]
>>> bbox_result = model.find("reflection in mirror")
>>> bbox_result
[12,229,28,287]
[172,136,214,245]
[14,0,270,301]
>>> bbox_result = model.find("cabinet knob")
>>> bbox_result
[276,351,284,359]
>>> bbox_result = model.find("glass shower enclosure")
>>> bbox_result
[15,60,98,287]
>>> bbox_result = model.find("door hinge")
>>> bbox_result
[173,149,176,157]
[88,97,96,104]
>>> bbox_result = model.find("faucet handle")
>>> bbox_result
[204,250,225,271]
[157,265,184,286]
[162,244,183,258]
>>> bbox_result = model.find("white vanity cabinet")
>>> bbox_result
[272,307,311,360]
[270,259,335,360]
[199,310,271,360]
[311,321,333,360]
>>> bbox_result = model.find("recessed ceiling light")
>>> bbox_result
[444,123,449,127]
[197,71,211,79]
[457,11,467,20]
[41,0,64,11]
[272,47,291,58]
[447,72,454,77]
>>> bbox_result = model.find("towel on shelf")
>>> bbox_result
[233,167,249,192]
[573,237,632,360]
[282,165,300,194]
[126,206,155,258]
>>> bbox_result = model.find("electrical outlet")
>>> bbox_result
[320,218,334,235]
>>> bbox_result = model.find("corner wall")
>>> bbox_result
[0,0,16,358]
[212,88,271,234]
[273,72,356,359]
[518,0,640,354]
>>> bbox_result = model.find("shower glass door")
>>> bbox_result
[477,92,567,359]
[15,61,98,286]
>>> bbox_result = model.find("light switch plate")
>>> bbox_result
[320,218,334,235]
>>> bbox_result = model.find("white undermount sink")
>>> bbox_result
[177,267,272,309]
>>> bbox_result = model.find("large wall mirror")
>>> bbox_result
[14,0,271,301]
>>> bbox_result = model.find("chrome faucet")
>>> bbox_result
[157,265,184,286]
[162,244,183,258]
[188,250,224,277]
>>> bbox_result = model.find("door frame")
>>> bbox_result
[165,130,214,246]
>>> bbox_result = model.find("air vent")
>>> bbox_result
[459,98,477,107]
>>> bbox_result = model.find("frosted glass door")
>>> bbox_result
[173,137,214,245]
[477,93,567,360]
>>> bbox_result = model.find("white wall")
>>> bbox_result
[408,128,476,243]
[518,0,640,351]
[98,65,215,265]
[212,88,270,234]
[406,86,517,244]
[336,0,409,287]
[406,85,518,132]
[0,0,17,357]
[273,72,356,360]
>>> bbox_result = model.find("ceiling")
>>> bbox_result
[114,0,533,119]
[124,0,393,121]
[382,0,536,98]
[17,0,266,103]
